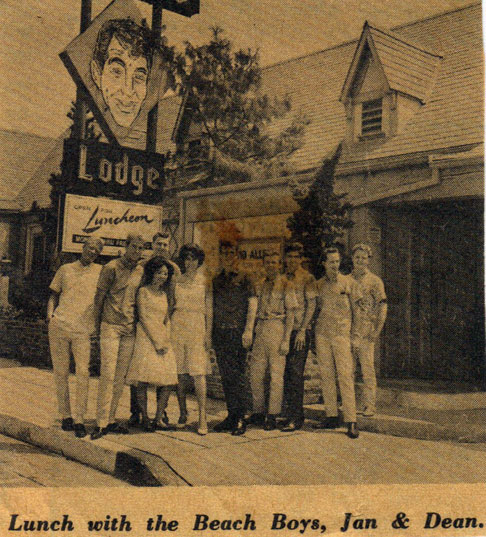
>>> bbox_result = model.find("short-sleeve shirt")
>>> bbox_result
[254,274,298,321]
[97,257,144,332]
[50,260,102,334]
[285,267,317,331]
[351,269,387,339]
[315,273,362,338]
[212,270,254,332]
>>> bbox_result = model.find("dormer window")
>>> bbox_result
[361,98,383,136]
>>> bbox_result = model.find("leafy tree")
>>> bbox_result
[287,144,354,276]
[168,27,309,186]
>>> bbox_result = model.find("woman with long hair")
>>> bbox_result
[126,256,178,431]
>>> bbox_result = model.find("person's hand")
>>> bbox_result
[279,340,290,356]
[242,329,253,349]
[294,330,306,350]
[204,335,212,352]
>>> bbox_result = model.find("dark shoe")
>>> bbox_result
[73,423,87,438]
[162,411,170,426]
[346,422,360,439]
[312,416,340,429]
[264,415,277,431]
[106,422,130,435]
[176,412,188,429]
[278,417,291,429]
[61,417,74,431]
[213,416,237,433]
[231,418,247,436]
[282,419,304,432]
[90,426,108,440]
[128,413,141,427]
[141,418,156,432]
[247,413,265,427]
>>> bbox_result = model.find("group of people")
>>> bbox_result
[47,232,386,442]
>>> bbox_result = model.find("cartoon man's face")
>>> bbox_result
[91,35,148,128]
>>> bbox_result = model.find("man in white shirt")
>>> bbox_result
[47,237,104,438]
[351,244,387,417]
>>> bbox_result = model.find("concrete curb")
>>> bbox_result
[0,413,189,487]
[304,406,486,443]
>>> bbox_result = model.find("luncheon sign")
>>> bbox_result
[62,194,162,256]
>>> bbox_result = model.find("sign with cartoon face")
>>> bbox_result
[60,0,169,146]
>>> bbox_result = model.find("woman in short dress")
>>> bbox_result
[171,244,212,435]
[127,257,178,431]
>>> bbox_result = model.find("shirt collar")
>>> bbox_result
[120,256,138,270]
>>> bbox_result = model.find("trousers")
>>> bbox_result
[315,333,357,423]
[96,322,135,428]
[282,330,310,420]
[213,327,249,419]
[250,319,286,415]
[353,338,376,411]
[48,318,91,423]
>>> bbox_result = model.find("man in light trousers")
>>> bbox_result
[47,237,104,438]
[351,243,387,417]
[91,233,145,440]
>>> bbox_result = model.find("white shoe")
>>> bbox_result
[361,407,375,417]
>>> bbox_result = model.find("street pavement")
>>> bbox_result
[0,433,130,487]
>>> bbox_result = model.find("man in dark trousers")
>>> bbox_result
[212,240,254,436]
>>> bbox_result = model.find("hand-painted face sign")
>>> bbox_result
[61,0,168,146]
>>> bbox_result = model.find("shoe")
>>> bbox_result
[176,412,188,429]
[231,418,247,436]
[247,413,265,427]
[264,415,277,431]
[152,420,177,431]
[73,423,87,438]
[362,407,375,417]
[61,417,74,431]
[197,425,208,436]
[346,422,360,439]
[128,413,141,427]
[213,416,237,433]
[278,417,291,429]
[281,419,304,432]
[141,418,156,432]
[312,416,340,429]
[105,422,130,435]
[162,411,170,426]
[90,426,108,440]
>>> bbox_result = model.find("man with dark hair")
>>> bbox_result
[91,233,145,440]
[280,242,316,431]
[90,18,153,128]
[313,247,362,439]
[244,251,297,431]
[212,240,255,435]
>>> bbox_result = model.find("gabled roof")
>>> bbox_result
[0,130,59,211]
[341,22,442,103]
[158,2,482,174]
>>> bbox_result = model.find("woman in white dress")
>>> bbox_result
[127,257,178,431]
[172,244,212,435]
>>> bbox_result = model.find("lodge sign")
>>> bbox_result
[62,138,165,204]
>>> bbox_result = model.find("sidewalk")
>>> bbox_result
[0,365,485,486]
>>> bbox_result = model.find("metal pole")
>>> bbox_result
[72,0,92,140]
[146,1,163,153]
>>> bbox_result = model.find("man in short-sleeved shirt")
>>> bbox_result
[280,243,316,431]
[244,251,297,431]
[351,244,387,417]
[314,247,362,439]
[47,237,104,438]
[212,241,255,435]
[91,234,145,440]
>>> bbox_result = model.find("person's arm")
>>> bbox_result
[294,278,317,350]
[370,279,387,341]
[204,279,213,351]
[93,264,113,336]
[46,291,59,320]
[280,281,297,355]
[242,296,258,349]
